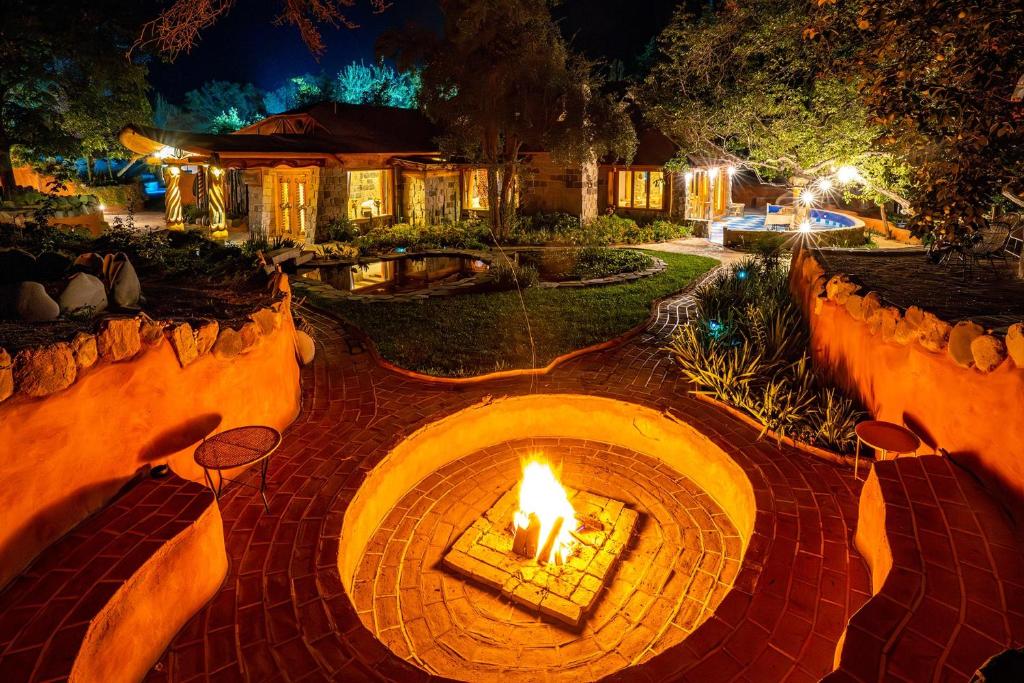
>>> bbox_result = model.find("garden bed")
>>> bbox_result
[296,250,717,377]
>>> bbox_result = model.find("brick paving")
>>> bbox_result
[143,277,876,683]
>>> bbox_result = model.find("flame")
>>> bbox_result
[514,457,577,564]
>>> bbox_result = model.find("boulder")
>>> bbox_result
[295,330,316,365]
[169,323,198,367]
[861,292,882,322]
[97,317,141,361]
[868,306,900,340]
[239,321,262,352]
[107,253,142,308]
[14,343,77,397]
[1007,323,1024,368]
[14,282,60,321]
[917,312,952,353]
[0,347,12,402]
[70,332,98,369]
[35,251,73,280]
[825,274,859,304]
[72,252,104,276]
[844,294,865,321]
[0,249,36,285]
[195,321,219,356]
[139,317,166,346]
[947,321,985,367]
[59,272,107,317]
[971,335,1007,373]
[212,327,243,359]
[251,307,280,335]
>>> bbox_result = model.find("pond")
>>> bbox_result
[299,253,489,294]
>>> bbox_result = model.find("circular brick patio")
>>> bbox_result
[352,438,741,682]
[145,276,871,683]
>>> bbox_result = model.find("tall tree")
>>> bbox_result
[382,0,636,237]
[184,81,267,132]
[641,0,913,211]
[814,0,1024,241]
[0,0,150,194]
[134,0,387,59]
[335,61,421,108]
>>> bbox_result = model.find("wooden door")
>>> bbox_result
[273,171,312,238]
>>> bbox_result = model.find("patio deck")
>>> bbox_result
[816,250,1024,330]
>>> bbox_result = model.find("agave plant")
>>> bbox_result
[806,387,865,453]
[666,324,763,405]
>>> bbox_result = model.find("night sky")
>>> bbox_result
[147,0,685,102]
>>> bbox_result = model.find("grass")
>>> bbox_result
[302,250,717,377]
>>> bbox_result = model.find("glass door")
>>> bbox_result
[273,171,311,238]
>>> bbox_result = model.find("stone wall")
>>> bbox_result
[789,248,1024,520]
[519,154,586,216]
[245,170,274,237]
[316,167,347,240]
[0,277,303,588]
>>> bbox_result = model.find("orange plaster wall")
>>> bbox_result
[790,250,1024,521]
[0,315,301,588]
[71,500,228,683]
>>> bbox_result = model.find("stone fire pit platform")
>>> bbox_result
[443,486,639,628]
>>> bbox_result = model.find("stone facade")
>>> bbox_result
[519,155,586,216]
[315,167,347,240]
[399,170,461,226]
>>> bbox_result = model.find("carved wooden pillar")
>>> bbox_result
[208,165,228,239]
[163,166,184,230]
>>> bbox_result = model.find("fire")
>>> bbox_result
[513,457,577,564]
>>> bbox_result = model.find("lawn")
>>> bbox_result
[301,250,718,377]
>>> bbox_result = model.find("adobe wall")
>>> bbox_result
[789,248,1024,521]
[0,279,303,588]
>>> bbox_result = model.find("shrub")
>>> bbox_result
[488,259,539,291]
[666,253,865,453]
[566,247,653,280]
[324,216,359,243]
[354,220,489,253]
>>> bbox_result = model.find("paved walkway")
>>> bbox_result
[145,275,870,683]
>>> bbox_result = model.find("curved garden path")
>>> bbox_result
[145,271,870,683]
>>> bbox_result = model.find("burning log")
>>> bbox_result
[538,516,565,566]
[512,512,541,558]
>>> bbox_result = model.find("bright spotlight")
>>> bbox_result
[817,178,834,192]
[836,166,861,184]
[97,203,106,212]
[726,166,737,176]
[800,189,817,206]
[155,145,175,160]
[798,220,812,232]
[709,167,720,179]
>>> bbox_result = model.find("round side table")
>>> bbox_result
[854,420,921,480]
[194,426,282,512]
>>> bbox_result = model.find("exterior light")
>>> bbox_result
[97,203,106,212]
[684,171,693,182]
[155,145,175,160]
[726,166,737,176]
[837,166,861,184]
[801,189,817,206]
[210,166,223,178]
[817,178,833,192]
[709,167,720,180]
[167,166,181,176]
[799,220,812,232]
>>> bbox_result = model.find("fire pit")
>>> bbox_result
[339,395,755,681]
[443,458,638,627]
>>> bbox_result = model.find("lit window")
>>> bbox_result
[468,169,489,210]
[615,170,664,210]
[348,170,391,219]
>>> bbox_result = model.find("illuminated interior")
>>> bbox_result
[348,169,391,219]
[615,170,665,210]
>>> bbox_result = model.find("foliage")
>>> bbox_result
[381,0,636,238]
[487,259,539,291]
[666,255,865,452]
[641,0,914,211]
[563,248,653,281]
[305,250,716,376]
[323,216,360,243]
[510,213,693,246]
[134,0,388,59]
[0,0,151,194]
[336,61,421,108]
[314,243,360,260]
[353,220,490,253]
[814,0,1024,240]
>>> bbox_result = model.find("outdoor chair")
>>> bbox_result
[1004,216,1023,260]
[970,222,1012,275]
